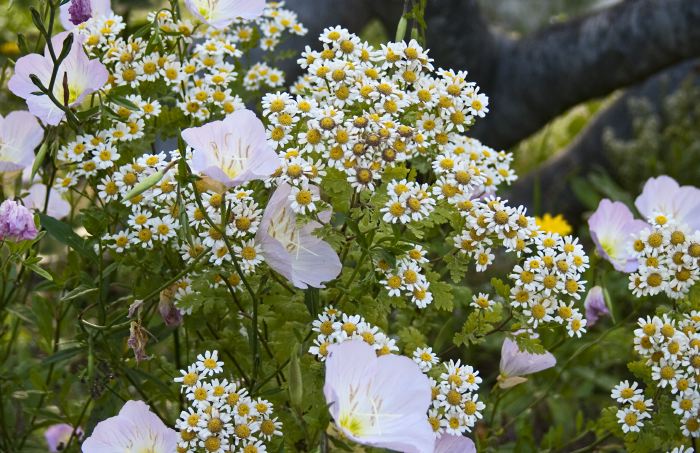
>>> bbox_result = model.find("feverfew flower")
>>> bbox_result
[81,401,178,452]
[324,340,434,452]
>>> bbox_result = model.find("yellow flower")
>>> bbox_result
[536,213,572,235]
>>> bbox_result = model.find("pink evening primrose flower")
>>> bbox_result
[184,0,265,29]
[181,108,280,187]
[0,111,43,172]
[8,32,108,126]
[434,434,477,453]
[45,423,83,452]
[256,182,341,289]
[60,0,112,29]
[81,400,178,453]
[584,285,610,327]
[497,337,556,389]
[635,175,700,230]
[588,199,648,273]
[22,183,71,219]
[323,340,434,453]
[0,199,38,241]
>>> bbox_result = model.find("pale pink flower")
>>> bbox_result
[0,199,38,241]
[8,32,108,126]
[256,182,341,288]
[498,337,556,389]
[588,199,648,272]
[45,423,82,452]
[324,340,434,453]
[81,400,177,452]
[184,0,265,29]
[60,0,112,29]
[584,285,609,327]
[22,183,71,219]
[635,175,700,230]
[434,434,477,453]
[181,109,280,187]
[0,111,43,172]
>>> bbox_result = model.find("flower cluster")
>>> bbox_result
[376,245,433,308]
[426,359,485,438]
[455,196,590,335]
[260,28,511,202]
[50,2,305,196]
[309,306,398,360]
[628,313,700,437]
[628,217,700,299]
[611,380,653,434]
[174,350,283,453]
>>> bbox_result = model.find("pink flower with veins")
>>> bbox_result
[59,0,112,29]
[588,199,648,273]
[323,340,434,453]
[635,175,700,230]
[184,0,265,29]
[23,183,71,219]
[498,337,556,389]
[181,109,280,187]
[0,111,43,172]
[434,434,477,453]
[256,182,341,289]
[8,32,108,126]
[81,400,177,452]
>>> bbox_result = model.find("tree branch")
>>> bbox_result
[471,0,700,149]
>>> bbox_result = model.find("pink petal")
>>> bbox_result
[435,434,477,453]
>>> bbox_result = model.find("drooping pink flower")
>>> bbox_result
[60,0,112,30]
[81,400,177,452]
[323,340,434,453]
[256,182,341,288]
[184,0,265,29]
[635,175,700,230]
[45,423,83,452]
[588,199,648,273]
[434,434,477,453]
[0,111,43,173]
[8,32,108,126]
[181,109,280,187]
[498,337,556,389]
[584,285,609,327]
[0,199,38,241]
[22,183,71,219]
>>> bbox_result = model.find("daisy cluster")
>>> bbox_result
[454,197,590,336]
[626,313,700,437]
[375,245,433,308]
[54,3,305,194]
[308,306,399,361]
[260,27,514,211]
[425,359,485,438]
[611,379,653,434]
[628,215,700,300]
[174,351,283,453]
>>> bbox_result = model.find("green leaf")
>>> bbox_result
[426,271,453,311]
[26,262,52,281]
[61,285,98,302]
[39,213,96,261]
[321,168,353,213]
